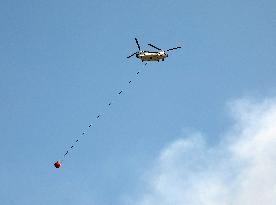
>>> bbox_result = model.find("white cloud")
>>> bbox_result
[127,97,276,205]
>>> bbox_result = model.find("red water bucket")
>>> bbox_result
[54,161,61,168]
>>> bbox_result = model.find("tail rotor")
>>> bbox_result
[127,38,141,59]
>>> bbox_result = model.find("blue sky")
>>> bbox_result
[1,1,276,205]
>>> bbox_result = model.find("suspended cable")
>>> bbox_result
[55,65,148,167]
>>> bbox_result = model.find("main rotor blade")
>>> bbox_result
[127,52,137,58]
[166,46,181,51]
[135,38,140,51]
[148,43,162,51]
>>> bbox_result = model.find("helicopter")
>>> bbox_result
[127,38,181,62]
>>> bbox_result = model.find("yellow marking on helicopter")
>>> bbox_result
[127,38,181,62]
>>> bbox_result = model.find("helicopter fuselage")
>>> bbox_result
[127,38,180,62]
[136,51,168,62]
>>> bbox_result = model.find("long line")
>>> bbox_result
[58,64,148,163]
